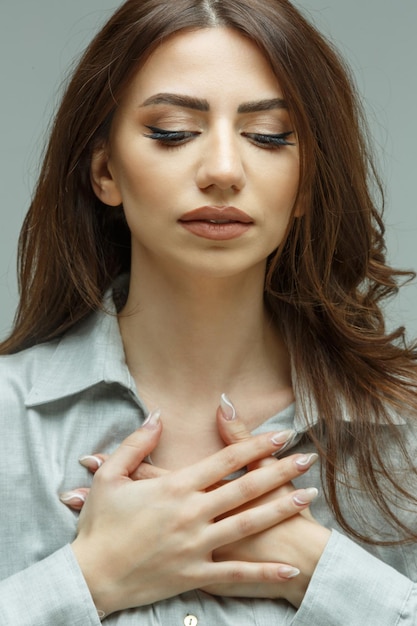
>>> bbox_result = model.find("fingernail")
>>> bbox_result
[59,491,86,505]
[79,455,103,470]
[142,408,161,429]
[220,393,236,420]
[270,430,295,446]
[295,453,319,469]
[293,487,319,506]
[278,565,301,579]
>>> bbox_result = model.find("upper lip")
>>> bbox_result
[179,206,254,223]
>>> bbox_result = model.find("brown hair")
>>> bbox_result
[2,0,417,543]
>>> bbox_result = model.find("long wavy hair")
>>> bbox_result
[2,0,417,543]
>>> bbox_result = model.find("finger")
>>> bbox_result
[216,395,294,467]
[78,452,168,481]
[98,409,162,479]
[206,560,301,586]
[178,430,294,491]
[204,453,318,519]
[79,454,108,473]
[60,460,168,511]
[59,488,90,510]
[217,395,252,444]
[60,460,167,511]
[207,486,318,549]
[131,462,168,480]
[201,563,301,597]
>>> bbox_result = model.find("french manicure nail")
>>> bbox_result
[295,453,319,469]
[293,487,319,506]
[270,430,295,446]
[220,393,236,420]
[142,408,161,429]
[278,565,301,579]
[59,491,86,505]
[79,455,103,470]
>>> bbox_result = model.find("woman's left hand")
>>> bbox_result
[199,400,331,605]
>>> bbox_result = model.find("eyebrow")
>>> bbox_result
[139,93,288,113]
[237,98,288,113]
[140,93,209,111]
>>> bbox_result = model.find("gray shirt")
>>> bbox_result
[1,290,416,625]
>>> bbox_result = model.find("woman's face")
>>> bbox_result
[92,27,300,280]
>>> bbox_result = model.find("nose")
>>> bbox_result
[196,127,246,192]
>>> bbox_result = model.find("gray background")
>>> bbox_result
[1,1,416,340]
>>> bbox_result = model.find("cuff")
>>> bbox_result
[292,530,415,626]
[0,544,101,625]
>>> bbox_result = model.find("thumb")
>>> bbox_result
[216,394,295,468]
[101,409,162,478]
[216,394,253,445]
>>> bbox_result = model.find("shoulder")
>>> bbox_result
[0,340,60,409]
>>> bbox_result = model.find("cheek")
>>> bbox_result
[269,164,300,213]
[111,157,155,208]
[265,165,299,247]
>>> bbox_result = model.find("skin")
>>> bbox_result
[93,27,301,282]
[71,27,331,616]
[72,418,328,615]
[90,26,300,468]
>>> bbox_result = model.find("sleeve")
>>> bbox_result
[292,530,417,626]
[0,545,102,626]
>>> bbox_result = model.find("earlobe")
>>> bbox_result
[90,146,123,207]
[293,202,305,218]
[293,187,307,218]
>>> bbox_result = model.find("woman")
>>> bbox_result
[1,0,417,624]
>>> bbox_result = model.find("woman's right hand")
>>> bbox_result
[71,411,318,617]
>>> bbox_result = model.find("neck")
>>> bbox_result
[119,261,292,415]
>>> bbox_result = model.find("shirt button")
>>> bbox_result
[184,615,198,626]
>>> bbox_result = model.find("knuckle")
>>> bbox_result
[229,424,250,441]
[230,566,246,582]
[236,512,256,536]
[260,564,276,582]
[168,470,191,494]
[220,446,241,473]
[272,500,286,517]
[165,476,184,496]
[272,459,295,483]
[251,435,272,460]
[93,464,112,485]
[237,475,258,500]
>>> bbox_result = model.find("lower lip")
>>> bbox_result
[179,221,252,240]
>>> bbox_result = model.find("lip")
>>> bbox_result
[178,206,254,241]
[179,206,253,224]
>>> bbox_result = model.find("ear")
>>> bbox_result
[90,145,123,207]
[292,185,307,218]
[293,202,305,218]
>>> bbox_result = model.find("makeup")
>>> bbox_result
[179,206,254,240]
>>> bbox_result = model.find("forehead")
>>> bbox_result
[121,27,284,109]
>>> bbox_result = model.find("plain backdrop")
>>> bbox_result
[1,0,416,340]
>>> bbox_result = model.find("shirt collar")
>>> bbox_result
[25,290,134,407]
[25,284,407,427]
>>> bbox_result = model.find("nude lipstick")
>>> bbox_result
[178,206,254,240]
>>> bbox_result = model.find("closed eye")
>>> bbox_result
[144,125,200,146]
[242,131,295,149]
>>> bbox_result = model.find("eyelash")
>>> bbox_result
[144,126,199,146]
[242,131,295,148]
[143,125,295,149]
